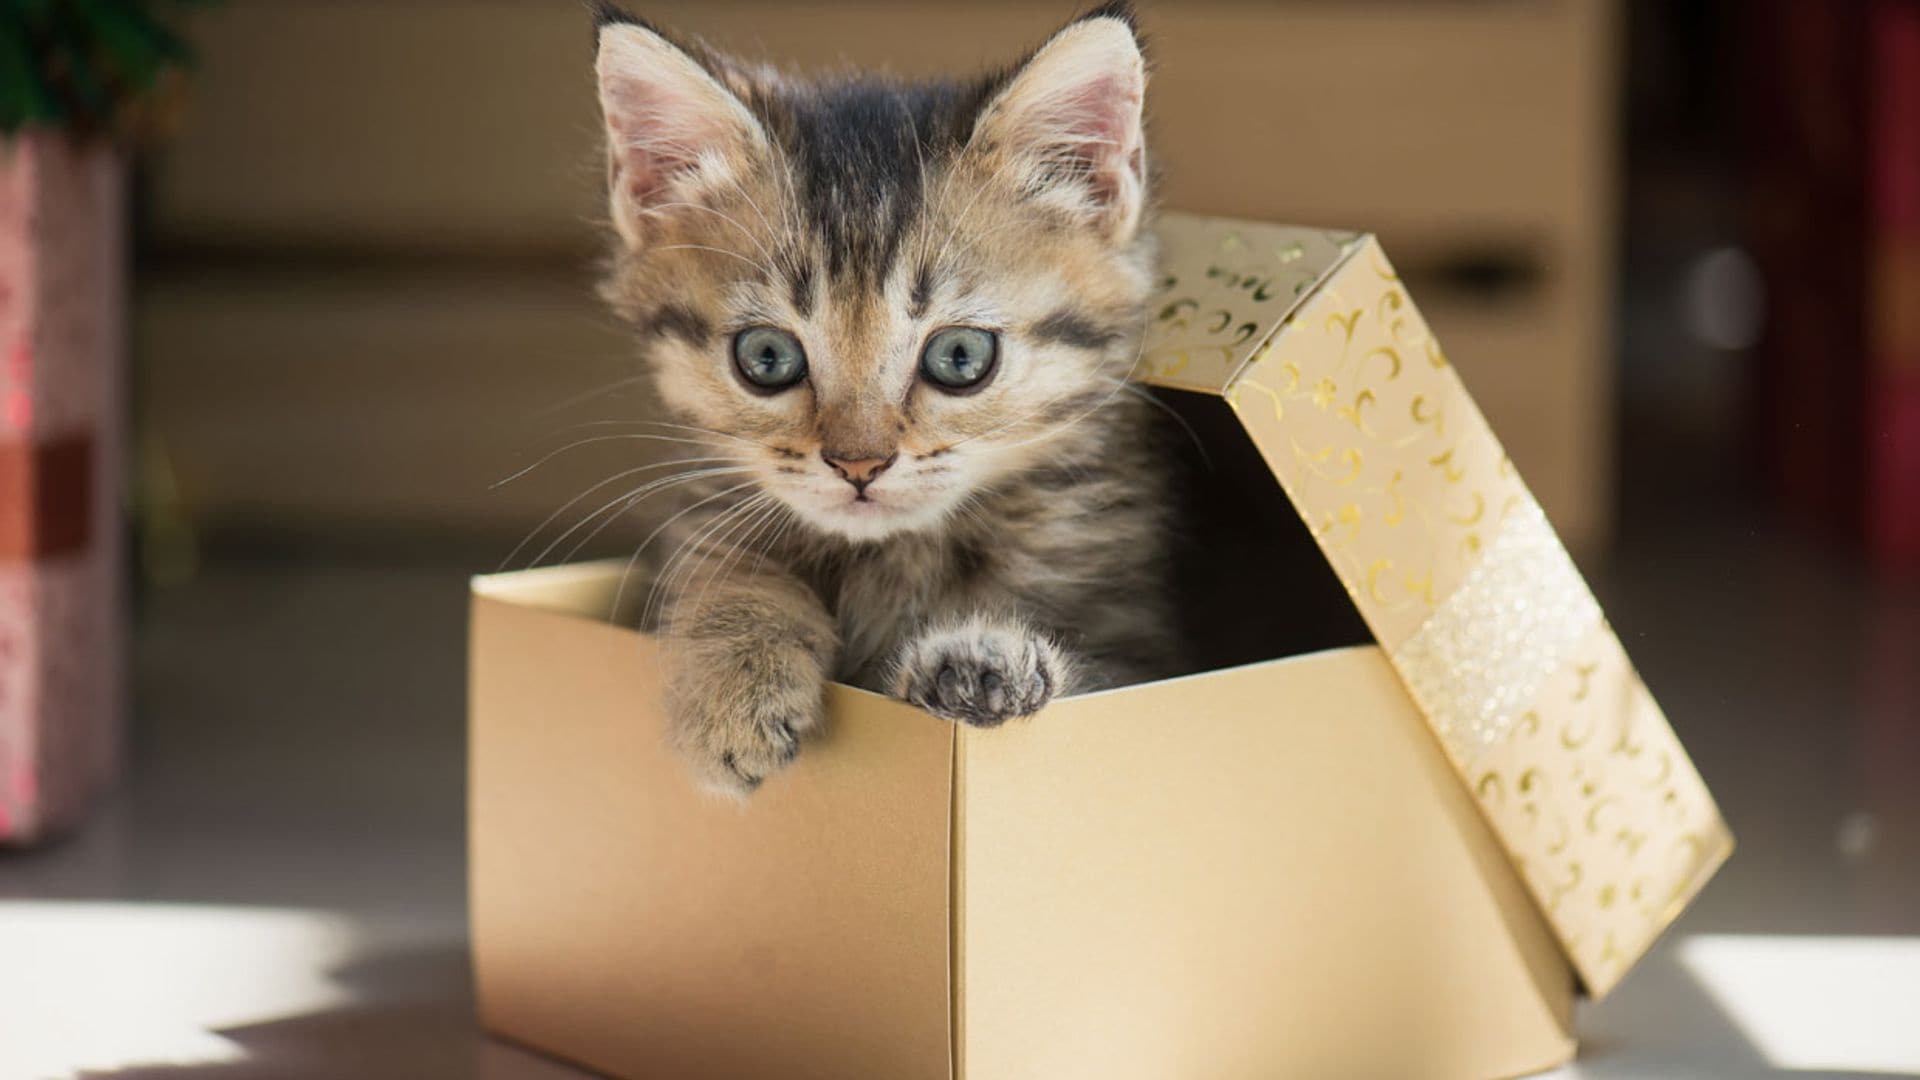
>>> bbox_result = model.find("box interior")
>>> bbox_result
[1156,387,1371,678]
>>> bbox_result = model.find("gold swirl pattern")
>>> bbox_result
[1140,218,1366,393]
[1467,629,1731,994]
[1137,212,1733,999]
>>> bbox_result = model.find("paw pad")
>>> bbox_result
[894,620,1064,728]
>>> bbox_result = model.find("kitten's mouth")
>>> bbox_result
[795,495,960,543]
[808,486,921,539]
[781,475,949,541]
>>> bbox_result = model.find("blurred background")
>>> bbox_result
[2,1,1917,1077]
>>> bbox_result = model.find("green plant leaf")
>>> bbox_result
[0,16,64,132]
[2,0,208,134]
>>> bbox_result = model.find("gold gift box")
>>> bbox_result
[1139,212,1732,997]
[466,212,1730,1078]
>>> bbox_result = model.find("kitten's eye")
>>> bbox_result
[732,327,808,392]
[920,326,999,393]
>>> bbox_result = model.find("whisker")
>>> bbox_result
[944,383,1085,450]
[931,177,996,279]
[679,494,786,643]
[991,307,1154,454]
[642,489,771,633]
[649,493,772,665]
[496,456,733,572]
[658,243,779,281]
[939,309,1151,453]
[613,478,762,624]
[551,470,749,570]
[1103,377,1212,469]
[643,200,776,264]
[726,171,780,241]
[902,105,937,273]
[727,498,791,596]
[530,374,650,420]
[615,419,779,450]
[492,433,738,489]
[748,502,798,579]
[528,466,753,570]
[526,418,777,453]
[667,491,770,600]
[947,491,993,534]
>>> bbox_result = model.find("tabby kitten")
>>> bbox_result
[590,2,1176,795]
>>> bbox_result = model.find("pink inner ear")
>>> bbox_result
[1030,73,1142,206]
[603,76,726,210]
[1052,74,1139,147]
[608,121,677,209]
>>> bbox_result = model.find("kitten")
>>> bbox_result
[589,2,1177,795]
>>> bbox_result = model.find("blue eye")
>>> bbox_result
[732,327,808,391]
[920,326,999,392]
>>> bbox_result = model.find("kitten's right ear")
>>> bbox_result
[971,6,1148,244]
[593,7,767,249]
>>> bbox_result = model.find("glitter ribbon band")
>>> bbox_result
[1390,502,1603,765]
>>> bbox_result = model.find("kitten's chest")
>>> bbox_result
[810,539,978,683]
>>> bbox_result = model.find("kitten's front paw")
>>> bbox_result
[668,658,825,798]
[891,617,1068,728]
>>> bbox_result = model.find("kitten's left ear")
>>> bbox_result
[593,7,770,250]
[972,6,1148,243]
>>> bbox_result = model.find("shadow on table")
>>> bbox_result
[76,945,587,1080]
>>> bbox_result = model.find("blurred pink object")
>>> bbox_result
[0,134,125,845]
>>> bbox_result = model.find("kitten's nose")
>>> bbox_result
[821,451,897,492]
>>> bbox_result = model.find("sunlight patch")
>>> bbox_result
[0,901,358,1076]
[1678,934,1920,1075]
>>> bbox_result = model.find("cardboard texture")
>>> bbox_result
[472,567,1575,1080]
[469,213,1728,1076]
[470,571,953,1079]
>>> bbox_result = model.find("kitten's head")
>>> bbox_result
[593,3,1153,542]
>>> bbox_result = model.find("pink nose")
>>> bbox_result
[821,452,896,492]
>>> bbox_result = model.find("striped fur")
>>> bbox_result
[592,4,1175,795]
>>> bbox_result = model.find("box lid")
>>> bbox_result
[1138,212,1732,997]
